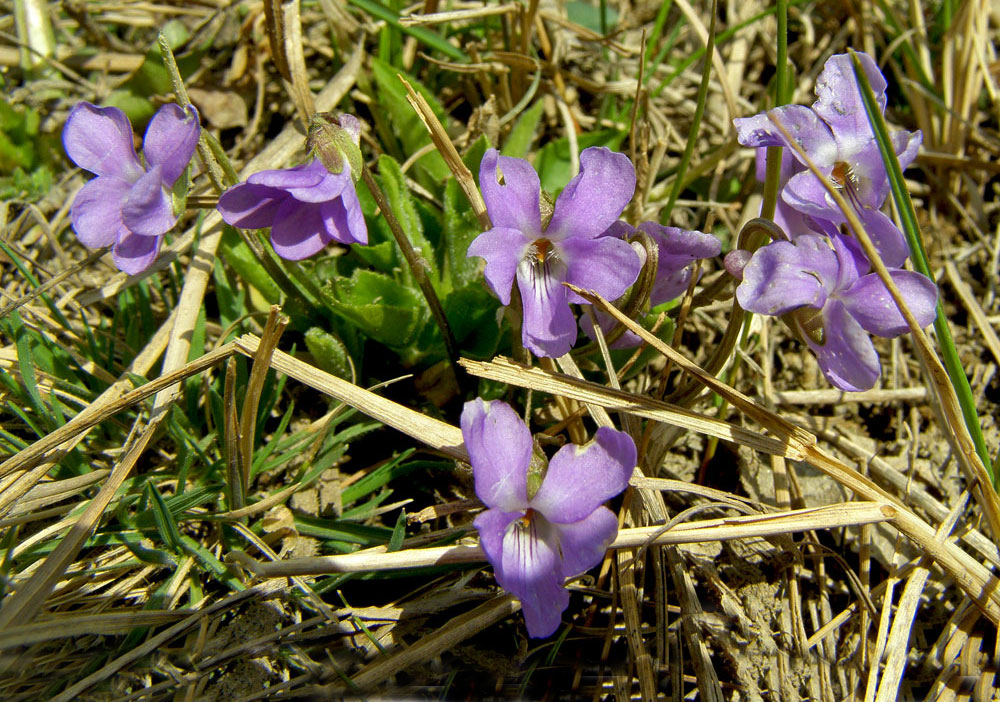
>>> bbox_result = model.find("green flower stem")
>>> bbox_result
[849,49,993,487]
[361,165,464,389]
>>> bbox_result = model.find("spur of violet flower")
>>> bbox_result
[467,147,641,357]
[63,102,200,274]
[734,52,921,268]
[582,221,722,347]
[462,398,635,638]
[216,114,367,260]
[735,233,938,391]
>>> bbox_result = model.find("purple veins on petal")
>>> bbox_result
[517,252,577,358]
[468,147,642,357]
[461,399,636,638]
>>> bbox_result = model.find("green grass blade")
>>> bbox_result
[849,50,993,486]
[661,0,717,220]
[345,0,467,62]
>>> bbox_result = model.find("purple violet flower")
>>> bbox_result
[63,102,200,274]
[467,147,642,357]
[582,221,721,347]
[734,52,921,267]
[216,115,367,260]
[736,233,938,391]
[462,398,635,638]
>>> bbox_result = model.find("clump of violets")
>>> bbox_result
[730,51,938,391]
[217,114,367,260]
[582,221,722,347]
[467,147,642,357]
[734,51,921,267]
[462,398,635,638]
[63,102,200,274]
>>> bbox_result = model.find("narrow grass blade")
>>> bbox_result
[345,0,466,62]
[661,0,716,220]
[849,50,993,486]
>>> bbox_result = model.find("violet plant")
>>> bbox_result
[462,398,635,638]
[63,101,200,274]
[467,147,642,357]
[734,52,921,267]
[217,114,368,260]
[731,51,938,391]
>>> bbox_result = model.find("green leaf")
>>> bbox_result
[566,1,618,33]
[329,269,427,348]
[144,481,183,553]
[501,100,545,158]
[345,0,466,61]
[370,60,450,183]
[387,510,406,552]
[376,154,439,283]
[305,327,353,380]
[462,134,491,174]
[442,179,483,289]
[444,283,503,359]
[219,226,282,304]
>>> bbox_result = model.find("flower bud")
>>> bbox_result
[307,113,363,182]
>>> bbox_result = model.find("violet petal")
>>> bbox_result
[560,235,642,305]
[640,223,721,304]
[813,53,886,139]
[62,102,143,181]
[782,169,840,222]
[460,399,531,512]
[855,207,909,268]
[112,230,163,275]
[70,176,131,247]
[217,183,287,229]
[517,257,577,357]
[142,103,200,186]
[121,165,176,238]
[269,198,331,260]
[499,514,569,638]
[546,147,635,241]
[736,235,838,316]
[551,506,619,578]
[283,162,350,203]
[806,299,881,391]
[467,227,534,306]
[247,161,326,190]
[839,270,938,337]
[531,427,635,524]
[479,149,543,237]
[324,183,368,245]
